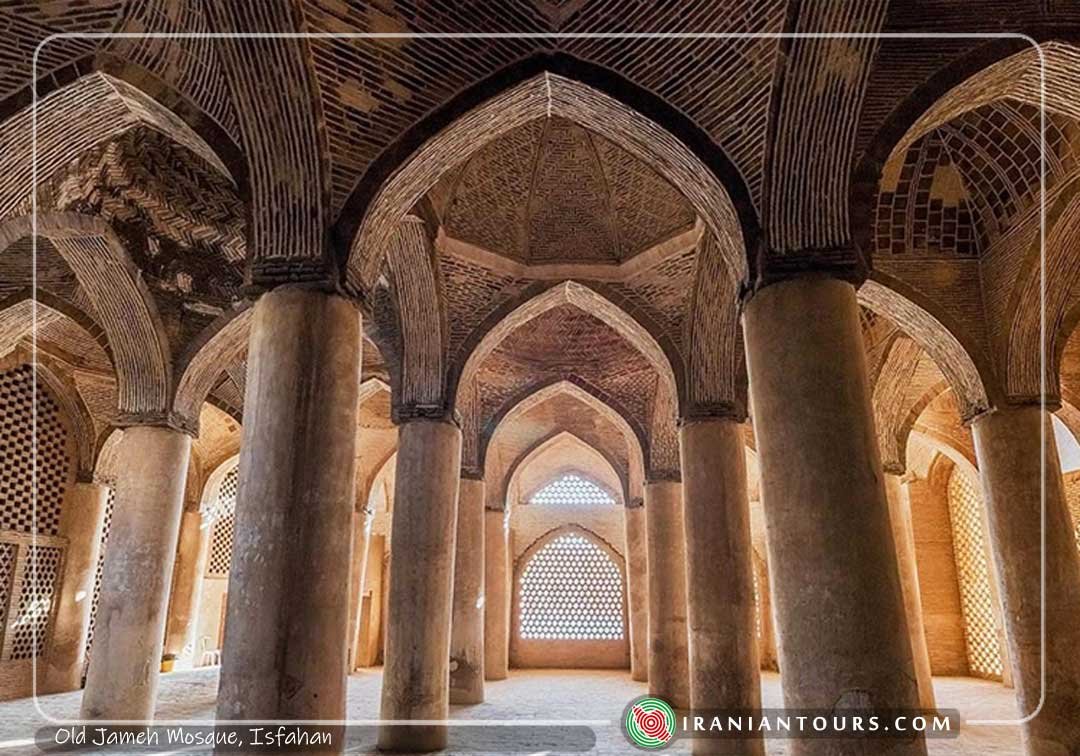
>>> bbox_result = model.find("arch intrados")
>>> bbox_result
[340,56,756,293]
[850,36,1061,254]
[859,274,992,420]
[459,281,678,409]
[0,212,173,418]
[0,289,113,368]
[0,54,248,193]
[484,378,646,479]
[506,432,625,512]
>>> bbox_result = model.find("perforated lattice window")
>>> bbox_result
[85,487,115,669]
[529,473,615,507]
[206,467,239,577]
[0,365,69,536]
[0,544,16,640]
[9,545,62,659]
[518,532,624,640]
[947,468,1003,679]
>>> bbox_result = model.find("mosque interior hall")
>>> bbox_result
[1,2,1080,755]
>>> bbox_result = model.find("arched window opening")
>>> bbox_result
[518,531,623,641]
[946,467,1003,679]
[206,467,239,578]
[529,473,615,507]
[0,364,72,674]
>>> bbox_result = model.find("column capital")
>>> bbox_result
[245,257,344,295]
[645,470,681,485]
[393,405,459,427]
[882,459,907,476]
[741,246,868,306]
[113,411,199,438]
[460,468,485,482]
[679,406,747,426]
[968,398,1061,428]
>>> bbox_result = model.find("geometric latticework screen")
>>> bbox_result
[0,544,16,636]
[205,467,239,577]
[0,365,69,536]
[8,545,62,660]
[947,468,1003,679]
[529,473,614,507]
[518,532,624,640]
[85,487,116,671]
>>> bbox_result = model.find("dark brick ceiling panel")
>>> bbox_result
[301,0,784,218]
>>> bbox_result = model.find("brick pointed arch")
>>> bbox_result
[479,377,646,485]
[0,71,234,222]
[859,275,992,421]
[0,213,173,427]
[174,306,252,431]
[459,281,677,403]
[504,431,626,514]
[0,53,247,194]
[340,59,754,294]
[850,36,1053,255]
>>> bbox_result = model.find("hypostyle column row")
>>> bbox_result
[681,417,763,756]
[645,480,690,709]
[215,287,361,724]
[623,502,649,683]
[743,276,927,756]
[484,507,510,681]
[971,406,1080,754]
[82,426,192,720]
[450,475,486,704]
[378,418,462,751]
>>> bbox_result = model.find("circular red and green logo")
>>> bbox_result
[623,696,677,750]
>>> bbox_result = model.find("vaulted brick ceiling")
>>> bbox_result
[476,304,659,434]
[436,116,695,264]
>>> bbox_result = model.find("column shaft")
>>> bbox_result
[163,509,211,668]
[645,480,689,709]
[450,476,485,704]
[884,474,936,709]
[215,288,361,726]
[81,426,191,720]
[972,406,1080,753]
[681,418,762,755]
[624,504,649,682]
[42,481,108,693]
[484,508,510,681]
[743,276,925,755]
[348,510,373,672]
[379,419,462,752]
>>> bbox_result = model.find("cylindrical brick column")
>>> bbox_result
[645,480,689,709]
[81,426,192,720]
[42,480,108,693]
[450,475,485,704]
[215,288,361,727]
[681,417,762,755]
[743,276,925,756]
[972,405,1080,753]
[624,502,649,682]
[884,473,936,710]
[163,508,211,668]
[379,418,462,752]
[484,507,510,681]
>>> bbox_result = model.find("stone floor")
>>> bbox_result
[0,668,1021,754]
